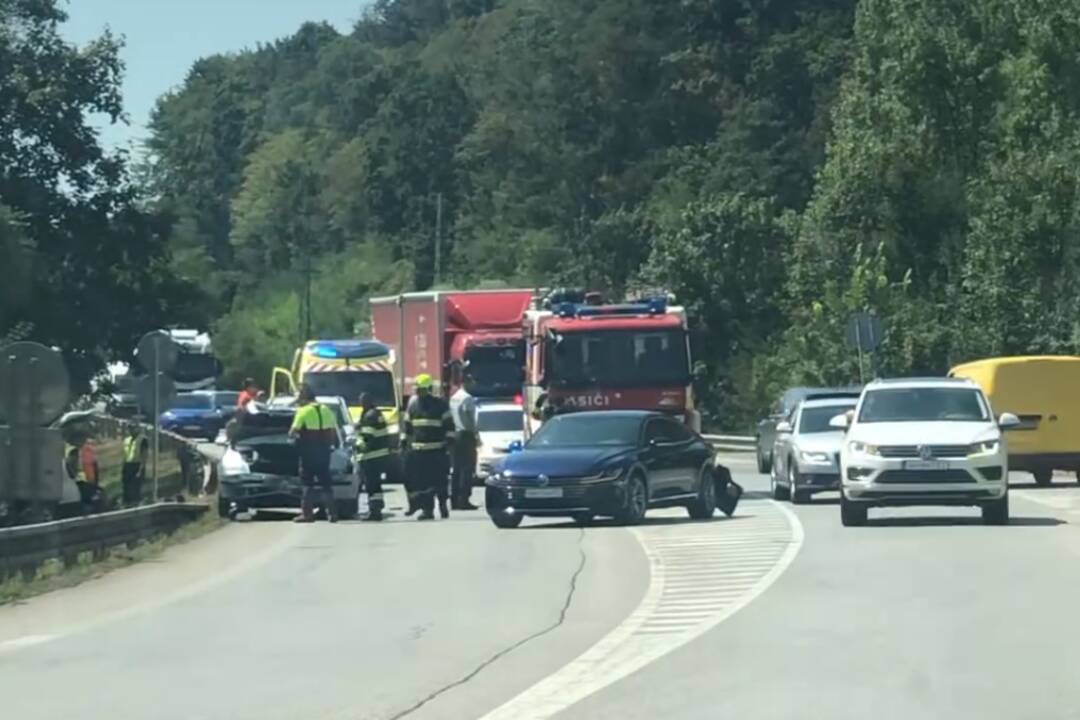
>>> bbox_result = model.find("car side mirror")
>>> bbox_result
[508,440,524,453]
[998,412,1021,430]
[828,414,850,429]
[775,421,793,434]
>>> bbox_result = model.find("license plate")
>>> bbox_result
[903,460,949,471]
[525,488,563,499]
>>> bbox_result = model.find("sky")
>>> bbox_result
[61,0,372,153]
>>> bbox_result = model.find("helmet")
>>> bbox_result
[415,373,433,390]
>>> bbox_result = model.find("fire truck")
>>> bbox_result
[523,290,700,435]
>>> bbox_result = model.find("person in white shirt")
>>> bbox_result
[449,376,480,510]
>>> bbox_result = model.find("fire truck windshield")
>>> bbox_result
[548,328,690,388]
[464,344,525,397]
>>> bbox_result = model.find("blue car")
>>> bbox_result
[485,410,723,528]
[160,391,238,440]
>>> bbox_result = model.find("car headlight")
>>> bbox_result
[800,450,831,464]
[581,467,624,484]
[848,441,880,456]
[486,472,510,487]
[969,440,1000,455]
[221,452,251,477]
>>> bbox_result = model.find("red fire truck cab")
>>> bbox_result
[523,291,700,435]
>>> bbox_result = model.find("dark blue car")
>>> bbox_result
[160,391,238,440]
[485,410,722,528]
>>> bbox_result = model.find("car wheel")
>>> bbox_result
[982,493,1009,525]
[572,512,594,526]
[789,463,810,505]
[1033,469,1052,487]
[771,472,790,501]
[840,492,867,527]
[491,512,523,529]
[217,497,232,520]
[756,446,768,474]
[687,466,717,519]
[617,473,648,525]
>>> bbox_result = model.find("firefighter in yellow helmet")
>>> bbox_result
[402,373,455,520]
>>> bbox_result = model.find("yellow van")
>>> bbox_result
[949,356,1080,485]
[271,339,401,430]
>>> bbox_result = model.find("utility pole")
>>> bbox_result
[304,251,313,340]
[434,192,443,287]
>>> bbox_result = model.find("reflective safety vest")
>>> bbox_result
[290,403,338,447]
[124,434,143,463]
[403,394,455,452]
[357,407,392,462]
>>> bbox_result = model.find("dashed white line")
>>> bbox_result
[476,500,805,720]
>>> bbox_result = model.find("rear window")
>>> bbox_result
[169,394,212,410]
[799,404,855,433]
[478,410,523,433]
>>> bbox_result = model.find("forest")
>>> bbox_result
[5,0,1080,429]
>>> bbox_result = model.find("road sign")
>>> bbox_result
[136,372,177,417]
[135,331,178,375]
[0,342,71,426]
[0,426,65,502]
[845,312,883,353]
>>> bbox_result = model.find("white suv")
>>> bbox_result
[833,378,1020,526]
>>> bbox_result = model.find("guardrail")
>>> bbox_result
[703,434,756,453]
[0,502,208,580]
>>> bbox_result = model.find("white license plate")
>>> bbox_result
[903,460,949,471]
[525,488,563,499]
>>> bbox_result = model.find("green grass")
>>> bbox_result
[0,507,224,606]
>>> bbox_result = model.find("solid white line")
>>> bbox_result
[475,501,805,720]
[0,634,56,651]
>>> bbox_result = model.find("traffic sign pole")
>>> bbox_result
[153,343,160,501]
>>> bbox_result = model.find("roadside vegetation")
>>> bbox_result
[4,0,1080,430]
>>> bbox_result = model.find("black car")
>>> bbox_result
[485,410,724,528]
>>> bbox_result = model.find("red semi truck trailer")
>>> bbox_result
[370,289,534,401]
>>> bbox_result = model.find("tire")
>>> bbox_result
[217,497,231,520]
[982,493,1009,525]
[840,493,867,527]
[759,449,773,474]
[616,473,649,525]
[491,512,523,529]
[789,463,810,504]
[756,446,768,474]
[771,472,790,501]
[336,498,359,521]
[687,466,717,519]
[572,512,594,526]
[1033,469,1052,487]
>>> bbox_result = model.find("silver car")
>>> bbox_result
[770,395,858,503]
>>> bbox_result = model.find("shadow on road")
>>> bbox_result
[864,515,1065,528]
[1008,481,1080,491]
[524,514,752,530]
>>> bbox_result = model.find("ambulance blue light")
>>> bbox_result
[311,344,339,358]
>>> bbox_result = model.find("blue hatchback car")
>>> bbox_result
[160,391,238,440]
[485,410,722,528]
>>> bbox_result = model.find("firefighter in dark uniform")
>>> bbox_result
[402,373,455,520]
[356,392,391,521]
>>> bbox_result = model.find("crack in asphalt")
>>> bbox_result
[385,528,588,720]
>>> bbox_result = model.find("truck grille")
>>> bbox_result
[878,445,970,459]
[876,469,975,483]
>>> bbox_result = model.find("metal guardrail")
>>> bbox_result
[0,502,207,580]
[703,434,756,453]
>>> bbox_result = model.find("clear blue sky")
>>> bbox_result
[61,0,371,153]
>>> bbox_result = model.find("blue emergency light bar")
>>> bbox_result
[556,296,668,319]
[309,339,390,359]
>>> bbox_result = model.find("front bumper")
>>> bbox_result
[485,481,626,517]
[841,455,1006,507]
[220,473,357,509]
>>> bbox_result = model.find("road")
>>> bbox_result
[3,454,1080,718]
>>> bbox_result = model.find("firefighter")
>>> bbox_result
[402,373,455,520]
[289,384,340,523]
[356,392,391,521]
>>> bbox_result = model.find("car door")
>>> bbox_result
[641,418,679,498]
[660,418,708,494]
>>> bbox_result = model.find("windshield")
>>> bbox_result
[858,388,989,423]
[548,328,689,388]
[168,394,212,410]
[214,392,240,408]
[478,409,523,433]
[799,404,856,433]
[303,371,395,407]
[172,353,221,383]
[464,343,525,397]
[527,414,641,447]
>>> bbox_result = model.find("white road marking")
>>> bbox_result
[0,634,55,651]
[476,500,804,720]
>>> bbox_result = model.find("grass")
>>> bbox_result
[0,507,224,606]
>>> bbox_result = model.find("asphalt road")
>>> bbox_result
[3,454,1080,719]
